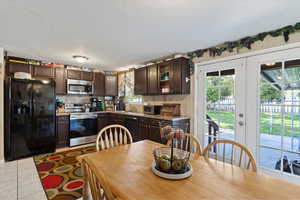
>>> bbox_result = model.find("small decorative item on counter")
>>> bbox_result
[152,126,192,180]
[160,104,180,116]
[161,87,170,94]
[160,72,170,81]
[56,98,65,113]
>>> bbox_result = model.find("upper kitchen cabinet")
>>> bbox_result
[32,65,55,78]
[134,57,190,95]
[147,64,159,95]
[67,69,94,81]
[67,69,81,80]
[169,60,182,94]
[81,71,94,81]
[134,67,147,95]
[105,74,118,96]
[180,58,191,94]
[159,57,190,95]
[158,61,172,94]
[6,60,31,76]
[94,72,105,96]
[55,67,67,95]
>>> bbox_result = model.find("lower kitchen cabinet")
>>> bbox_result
[139,118,171,144]
[107,113,124,126]
[56,115,70,148]
[97,113,108,132]
[124,116,139,142]
[57,112,189,147]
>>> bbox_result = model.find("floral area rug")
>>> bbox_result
[34,146,96,200]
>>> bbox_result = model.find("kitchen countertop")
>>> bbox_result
[56,111,190,121]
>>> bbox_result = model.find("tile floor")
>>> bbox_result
[0,144,93,200]
[0,157,47,200]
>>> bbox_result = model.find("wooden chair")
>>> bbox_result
[202,139,257,172]
[166,133,202,159]
[81,157,116,200]
[96,125,133,151]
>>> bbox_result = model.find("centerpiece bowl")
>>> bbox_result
[152,147,193,180]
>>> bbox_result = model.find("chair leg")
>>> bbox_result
[81,163,88,200]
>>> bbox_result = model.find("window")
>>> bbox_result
[118,70,142,103]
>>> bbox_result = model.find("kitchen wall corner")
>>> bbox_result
[0,48,4,162]
[124,75,195,134]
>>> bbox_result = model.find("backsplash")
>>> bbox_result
[57,95,104,104]
[125,94,192,116]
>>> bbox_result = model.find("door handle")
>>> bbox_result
[238,121,244,126]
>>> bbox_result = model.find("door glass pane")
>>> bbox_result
[260,60,300,177]
[284,152,300,176]
[206,69,235,158]
[260,147,282,169]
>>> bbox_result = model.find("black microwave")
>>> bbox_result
[143,105,162,115]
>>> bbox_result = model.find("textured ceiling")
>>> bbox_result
[0,0,300,70]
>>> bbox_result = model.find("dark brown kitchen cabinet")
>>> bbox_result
[134,57,190,96]
[67,70,94,81]
[55,67,66,95]
[6,62,31,76]
[149,119,170,143]
[33,65,55,78]
[56,115,70,148]
[148,124,163,143]
[169,60,182,94]
[124,116,139,142]
[94,72,105,96]
[138,117,170,144]
[105,75,118,96]
[147,64,159,95]
[169,57,190,94]
[67,70,82,80]
[81,71,94,81]
[97,113,107,132]
[106,113,124,125]
[134,67,147,95]
[138,117,150,141]
[181,58,191,94]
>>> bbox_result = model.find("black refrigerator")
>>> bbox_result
[5,78,56,161]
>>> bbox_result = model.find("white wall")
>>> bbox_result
[0,48,4,162]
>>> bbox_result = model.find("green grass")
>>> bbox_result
[207,111,300,137]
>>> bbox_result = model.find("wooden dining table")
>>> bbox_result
[78,140,300,200]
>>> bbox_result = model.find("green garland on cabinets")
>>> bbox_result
[187,22,300,59]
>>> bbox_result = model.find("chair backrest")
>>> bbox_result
[82,157,115,200]
[202,139,257,172]
[167,133,201,160]
[96,124,133,151]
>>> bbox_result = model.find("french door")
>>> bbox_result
[195,45,300,183]
[247,47,300,182]
[196,59,246,152]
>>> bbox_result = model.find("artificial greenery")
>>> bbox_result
[187,22,300,59]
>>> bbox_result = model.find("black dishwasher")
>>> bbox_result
[124,117,139,142]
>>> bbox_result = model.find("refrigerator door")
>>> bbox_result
[9,79,33,160]
[31,80,56,155]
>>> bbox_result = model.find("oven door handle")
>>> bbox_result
[70,117,97,120]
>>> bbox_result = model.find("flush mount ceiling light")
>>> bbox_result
[73,55,89,63]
